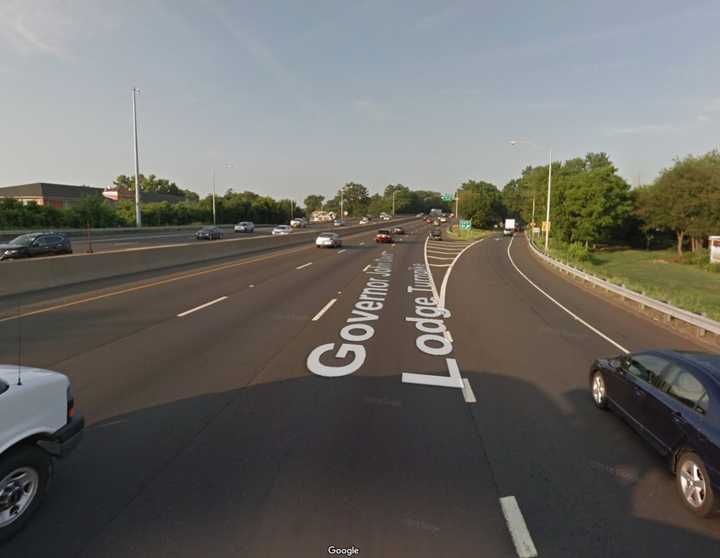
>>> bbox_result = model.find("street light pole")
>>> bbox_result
[392,190,396,216]
[509,139,551,247]
[211,169,216,225]
[131,87,142,227]
[340,187,344,220]
[544,150,552,253]
[455,190,460,231]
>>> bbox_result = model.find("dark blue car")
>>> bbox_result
[590,350,720,517]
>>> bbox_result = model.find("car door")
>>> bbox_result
[28,236,48,256]
[46,235,64,254]
[640,363,711,456]
[610,354,667,432]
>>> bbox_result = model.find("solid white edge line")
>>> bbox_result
[499,496,538,558]
[296,262,313,270]
[312,298,337,321]
[507,236,629,354]
[177,296,228,317]
[461,378,476,403]
[438,238,485,308]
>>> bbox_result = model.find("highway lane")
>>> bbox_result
[1,222,719,557]
[1,219,517,558]
[450,234,720,556]
[0,218,366,256]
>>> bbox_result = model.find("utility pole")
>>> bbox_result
[544,150,552,253]
[392,190,397,216]
[211,169,216,225]
[340,187,344,220]
[131,87,142,227]
[290,199,294,220]
[455,190,460,230]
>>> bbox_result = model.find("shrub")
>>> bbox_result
[565,242,591,262]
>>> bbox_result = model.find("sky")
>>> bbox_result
[1,0,719,201]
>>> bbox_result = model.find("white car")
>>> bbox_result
[0,365,84,541]
[272,225,292,236]
[359,217,369,224]
[234,221,255,233]
[315,232,342,248]
[439,216,448,223]
[290,218,306,228]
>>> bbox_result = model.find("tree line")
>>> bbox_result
[453,150,720,256]
[0,175,453,229]
[4,154,717,253]
[303,183,451,217]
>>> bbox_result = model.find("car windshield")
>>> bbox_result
[8,234,36,246]
[7,4,720,556]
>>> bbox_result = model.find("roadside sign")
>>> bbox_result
[460,219,472,230]
[710,236,720,263]
[532,227,541,235]
[541,221,551,232]
[442,193,454,202]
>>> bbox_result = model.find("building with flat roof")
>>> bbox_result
[0,182,186,208]
[0,183,103,209]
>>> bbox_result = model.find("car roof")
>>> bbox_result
[642,350,720,387]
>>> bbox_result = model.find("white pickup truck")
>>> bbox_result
[0,365,84,541]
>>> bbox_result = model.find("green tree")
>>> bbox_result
[553,154,633,246]
[114,174,195,199]
[638,151,720,254]
[304,194,325,213]
[330,182,370,216]
[65,196,117,228]
[458,180,505,227]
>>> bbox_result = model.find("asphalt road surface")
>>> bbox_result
[1,222,719,557]
[35,220,362,254]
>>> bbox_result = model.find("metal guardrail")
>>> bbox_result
[525,234,720,337]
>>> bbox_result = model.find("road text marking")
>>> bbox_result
[177,296,228,317]
[337,249,347,254]
[499,496,538,558]
[296,262,313,270]
[312,298,338,321]
[461,378,476,403]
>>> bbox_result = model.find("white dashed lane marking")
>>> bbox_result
[177,296,228,317]
[312,298,338,321]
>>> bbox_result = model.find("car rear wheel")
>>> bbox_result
[590,370,608,409]
[0,445,52,541]
[676,452,715,517]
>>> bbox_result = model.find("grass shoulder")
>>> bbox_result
[531,236,720,321]
[446,226,493,241]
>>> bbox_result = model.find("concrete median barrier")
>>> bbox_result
[0,217,416,297]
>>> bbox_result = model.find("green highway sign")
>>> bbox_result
[442,193,454,202]
[460,219,472,230]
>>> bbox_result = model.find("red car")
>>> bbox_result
[375,229,393,243]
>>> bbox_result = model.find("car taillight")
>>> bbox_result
[66,385,76,420]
